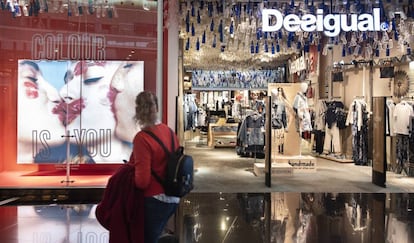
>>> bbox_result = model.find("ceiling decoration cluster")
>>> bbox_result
[1,0,114,18]
[177,0,414,69]
[0,0,155,18]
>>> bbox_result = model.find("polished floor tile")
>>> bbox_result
[1,192,413,243]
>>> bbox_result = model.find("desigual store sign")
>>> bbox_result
[262,8,385,37]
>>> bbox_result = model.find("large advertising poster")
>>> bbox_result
[17,60,144,164]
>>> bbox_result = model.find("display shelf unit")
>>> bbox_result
[208,122,238,148]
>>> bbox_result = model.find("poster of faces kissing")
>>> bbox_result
[17,60,144,164]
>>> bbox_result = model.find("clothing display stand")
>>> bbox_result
[254,83,317,176]
[270,83,316,173]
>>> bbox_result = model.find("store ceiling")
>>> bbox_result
[177,0,414,70]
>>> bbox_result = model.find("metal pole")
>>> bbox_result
[157,0,164,119]
[265,95,272,187]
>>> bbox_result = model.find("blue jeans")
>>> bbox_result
[144,197,178,243]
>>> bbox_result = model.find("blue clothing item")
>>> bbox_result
[144,197,178,243]
[271,99,287,129]
[34,142,95,164]
[244,114,265,146]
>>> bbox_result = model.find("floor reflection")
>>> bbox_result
[179,193,414,243]
[0,193,413,243]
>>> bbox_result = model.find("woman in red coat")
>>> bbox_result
[129,91,180,243]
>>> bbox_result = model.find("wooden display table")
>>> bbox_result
[208,119,238,148]
[254,154,317,176]
[254,162,294,176]
[272,155,316,173]
[272,155,317,173]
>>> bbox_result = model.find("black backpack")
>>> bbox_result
[143,129,194,198]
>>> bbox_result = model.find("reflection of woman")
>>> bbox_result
[17,60,66,163]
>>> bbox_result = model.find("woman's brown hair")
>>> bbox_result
[134,91,158,128]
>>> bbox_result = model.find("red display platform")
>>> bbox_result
[0,164,119,188]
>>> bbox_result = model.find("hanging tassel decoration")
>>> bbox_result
[229,20,234,37]
[185,37,190,51]
[196,37,200,51]
[212,34,217,48]
[218,20,223,42]
[191,1,194,17]
[88,0,93,14]
[191,22,195,36]
[22,2,28,16]
[304,41,310,52]
[202,30,206,44]
[296,41,302,50]
[197,9,201,24]
[208,1,213,17]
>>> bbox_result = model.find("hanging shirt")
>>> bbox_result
[346,99,367,132]
[314,100,327,131]
[325,101,345,129]
[393,101,413,135]
[386,99,395,136]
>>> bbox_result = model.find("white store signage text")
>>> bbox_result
[262,8,386,37]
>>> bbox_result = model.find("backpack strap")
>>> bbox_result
[143,129,174,155]
[142,129,175,186]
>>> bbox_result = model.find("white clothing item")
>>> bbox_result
[197,108,206,127]
[393,101,413,135]
[314,100,327,131]
[346,99,366,131]
[153,193,180,204]
[232,101,242,120]
[386,100,395,136]
[293,92,312,132]
[323,122,342,154]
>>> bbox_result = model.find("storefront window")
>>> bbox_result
[0,0,159,169]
